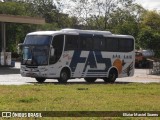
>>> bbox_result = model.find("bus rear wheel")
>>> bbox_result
[84,78,97,83]
[36,78,46,83]
[103,69,118,83]
[58,69,70,83]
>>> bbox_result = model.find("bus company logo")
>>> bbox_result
[70,51,111,72]
[2,112,12,118]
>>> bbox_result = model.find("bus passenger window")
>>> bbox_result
[93,35,105,51]
[106,37,119,52]
[65,35,78,50]
[79,34,93,51]
[50,35,64,64]
[119,38,134,52]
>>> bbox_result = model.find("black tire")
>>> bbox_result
[36,78,46,83]
[84,78,96,83]
[103,69,118,83]
[58,69,69,83]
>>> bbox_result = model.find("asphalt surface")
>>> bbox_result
[0,62,160,85]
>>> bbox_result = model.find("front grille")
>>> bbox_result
[26,65,38,68]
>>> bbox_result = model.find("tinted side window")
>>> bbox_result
[105,37,119,52]
[52,35,64,50]
[79,34,93,50]
[50,35,64,64]
[119,38,134,52]
[65,35,78,50]
[93,35,105,51]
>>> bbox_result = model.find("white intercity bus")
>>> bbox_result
[20,29,135,83]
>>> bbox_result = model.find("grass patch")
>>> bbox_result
[0,83,160,111]
[0,83,160,119]
[18,97,39,103]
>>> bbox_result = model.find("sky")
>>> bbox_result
[135,0,160,10]
[0,0,159,11]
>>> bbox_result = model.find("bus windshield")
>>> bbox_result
[22,35,52,66]
[24,35,52,45]
[22,46,49,66]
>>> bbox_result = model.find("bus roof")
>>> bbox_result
[61,28,112,36]
[27,29,112,36]
[110,34,134,38]
[27,29,134,38]
[27,31,58,36]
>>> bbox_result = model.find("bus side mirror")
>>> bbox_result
[51,48,55,57]
[18,43,23,48]
[18,43,23,54]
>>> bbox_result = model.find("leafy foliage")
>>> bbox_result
[0,0,73,52]
[137,11,160,57]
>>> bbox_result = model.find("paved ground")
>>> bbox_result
[0,62,160,85]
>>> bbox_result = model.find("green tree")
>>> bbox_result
[138,10,160,57]
[31,0,58,23]
[141,10,160,31]
[0,1,38,53]
[0,0,72,53]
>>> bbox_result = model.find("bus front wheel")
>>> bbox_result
[84,78,97,83]
[58,69,70,83]
[36,78,46,83]
[103,69,118,83]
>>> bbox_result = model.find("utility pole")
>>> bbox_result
[1,22,6,65]
[1,22,6,52]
